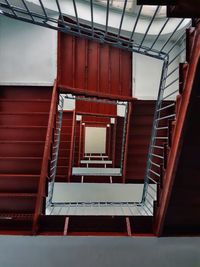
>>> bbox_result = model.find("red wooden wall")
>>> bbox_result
[58,33,132,98]
[76,100,117,116]
[82,115,110,124]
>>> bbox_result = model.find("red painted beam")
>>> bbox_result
[112,121,117,167]
[123,102,132,183]
[76,111,117,118]
[78,120,83,167]
[32,80,58,234]
[68,110,76,181]
[59,85,135,102]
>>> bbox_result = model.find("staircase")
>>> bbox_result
[126,101,156,183]
[0,86,52,233]
[56,111,75,182]
[153,24,200,235]
[161,97,200,235]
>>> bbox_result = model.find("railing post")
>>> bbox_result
[68,110,76,181]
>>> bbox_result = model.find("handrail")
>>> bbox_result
[112,121,117,167]
[68,110,76,181]
[120,102,129,175]
[32,80,58,234]
[78,120,83,167]
[122,102,132,183]
[141,24,191,216]
[155,25,200,235]
[46,94,64,207]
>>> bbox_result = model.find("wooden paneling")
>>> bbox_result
[58,34,132,98]
[76,100,117,116]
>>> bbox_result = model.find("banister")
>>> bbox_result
[112,121,117,167]
[78,120,83,167]
[32,80,58,234]
[155,25,200,235]
[68,109,76,182]
[122,102,132,183]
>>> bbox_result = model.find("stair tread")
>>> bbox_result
[0,193,37,197]
[0,157,43,159]
[0,112,49,115]
[0,125,47,129]
[0,99,51,102]
[0,174,39,177]
[0,141,45,144]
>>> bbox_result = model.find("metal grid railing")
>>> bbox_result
[0,1,189,59]
[142,29,188,206]
[46,201,153,216]
[46,94,64,207]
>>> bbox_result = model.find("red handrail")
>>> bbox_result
[155,25,200,236]
[122,102,132,183]
[32,80,58,234]
[78,120,83,167]
[68,110,76,181]
[112,121,117,167]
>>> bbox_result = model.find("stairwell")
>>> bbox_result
[154,24,200,236]
[126,100,156,183]
[0,86,52,233]
[56,111,75,182]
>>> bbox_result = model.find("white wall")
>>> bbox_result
[132,42,181,100]
[85,127,106,154]
[132,53,163,99]
[52,183,143,202]
[62,96,75,110]
[0,16,57,85]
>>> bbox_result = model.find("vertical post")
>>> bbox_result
[122,102,132,183]
[68,110,76,182]
[112,120,117,167]
[63,217,69,236]
[78,119,83,166]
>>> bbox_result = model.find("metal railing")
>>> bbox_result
[46,94,64,208]
[120,101,129,172]
[46,201,153,216]
[141,30,188,210]
[0,1,190,60]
